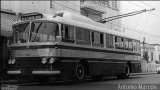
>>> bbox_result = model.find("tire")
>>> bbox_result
[74,64,85,81]
[117,64,130,79]
[124,64,130,78]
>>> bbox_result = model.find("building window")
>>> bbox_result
[112,0,118,9]
[136,41,140,52]
[151,52,153,61]
[81,9,102,21]
[100,0,110,7]
[91,0,109,8]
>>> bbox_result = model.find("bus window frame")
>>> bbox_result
[29,21,59,42]
[75,27,91,45]
[12,22,30,44]
[91,31,104,47]
[61,24,75,43]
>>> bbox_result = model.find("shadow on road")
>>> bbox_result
[12,75,143,86]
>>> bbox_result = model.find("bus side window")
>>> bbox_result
[100,33,104,45]
[91,32,94,43]
[137,41,140,52]
[83,29,90,45]
[115,36,122,49]
[124,38,129,50]
[115,36,118,49]
[62,24,74,43]
[106,34,113,48]
[91,31,104,47]
[118,37,124,49]
[121,37,124,49]
[128,39,133,51]
[110,35,114,48]
[76,27,90,45]
[133,40,137,51]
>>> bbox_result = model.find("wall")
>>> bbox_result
[155,46,160,62]
[1,0,122,32]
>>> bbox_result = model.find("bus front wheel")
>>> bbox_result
[73,64,85,81]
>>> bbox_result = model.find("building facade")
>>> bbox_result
[0,9,17,77]
[1,0,121,31]
[141,43,160,72]
[154,45,160,62]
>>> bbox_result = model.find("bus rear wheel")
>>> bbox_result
[73,64,85,81]
[117,64,130,79]
[124,64,130,77]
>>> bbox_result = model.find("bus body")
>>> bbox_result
[7,11,141,81]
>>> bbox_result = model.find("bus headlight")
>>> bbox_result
[8,59,12,64]
[11,59,16,64]
[49,58,56,64]
[41,58,47,64]
[8,59,16,64]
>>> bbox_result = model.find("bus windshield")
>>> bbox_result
[12,22,59,43]
[13,23,30,43]
[30,22,59,42]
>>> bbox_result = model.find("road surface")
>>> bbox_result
[1,74,160,90]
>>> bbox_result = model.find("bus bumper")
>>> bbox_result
[7,70,61,75]
[32,70,60,75]
[7,70,21,74]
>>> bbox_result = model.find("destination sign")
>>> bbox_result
[21,14,43,21]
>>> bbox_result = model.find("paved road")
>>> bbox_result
[1,74,160,90]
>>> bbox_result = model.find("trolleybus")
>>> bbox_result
[7,11,141,82]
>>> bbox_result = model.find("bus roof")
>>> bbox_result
[14,11,139,41]
[52,11,139,41]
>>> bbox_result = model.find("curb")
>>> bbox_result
[130,72,157,76]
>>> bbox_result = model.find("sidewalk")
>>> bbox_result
[130,72,157,76]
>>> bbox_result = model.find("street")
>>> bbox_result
[1,73,160,90]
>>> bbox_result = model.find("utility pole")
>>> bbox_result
[97,8,155,23]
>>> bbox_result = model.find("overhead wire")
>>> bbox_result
[122,1,160,38]
[140,1,160,13]
[128,1,146,9]
[140,1,160,19]
[53,1,81,13]
[98,9,147,22]
[127,1,152,32]
[52,1,160,38]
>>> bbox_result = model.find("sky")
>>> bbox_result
[119,1,160,44]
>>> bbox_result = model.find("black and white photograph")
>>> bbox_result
[1,0,160,90]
